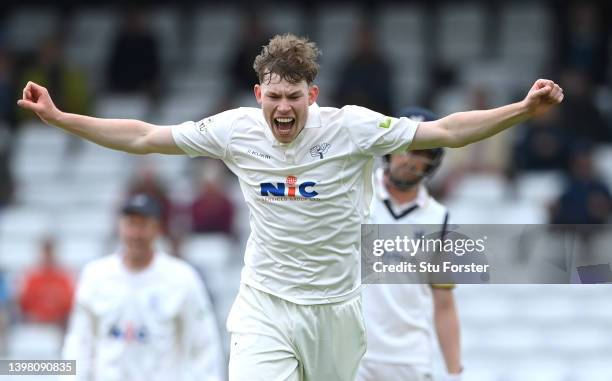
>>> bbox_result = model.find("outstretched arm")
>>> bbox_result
[410,79,564,149]
[17,81,183,155]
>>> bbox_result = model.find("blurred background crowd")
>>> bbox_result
[0,1,611,380]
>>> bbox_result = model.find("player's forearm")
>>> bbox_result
[440,101,530,148]
[52,111,157,154]
[435,305,462,374]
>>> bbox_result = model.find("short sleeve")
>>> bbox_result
[343,105,419,157]
[171,108,243,160]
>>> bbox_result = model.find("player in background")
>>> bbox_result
[20,34,562,381]
[357,108,461,381]
[62,193,224,381]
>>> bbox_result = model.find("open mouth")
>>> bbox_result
[273,117,295,135]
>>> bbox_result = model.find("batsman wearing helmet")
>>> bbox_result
[357,108,461,381]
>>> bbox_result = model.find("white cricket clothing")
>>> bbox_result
[62,252,224,381]
[361,169,450,368]
[357,359,433,381]
[226,283,366,381]
[369,168,449,225]
[172,104,419,305]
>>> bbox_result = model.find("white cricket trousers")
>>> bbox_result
[227,284,367,381]
[356,359,433,381]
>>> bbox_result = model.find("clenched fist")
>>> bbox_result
[522,79,564,117]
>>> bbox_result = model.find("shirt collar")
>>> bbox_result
[304,102,322,129]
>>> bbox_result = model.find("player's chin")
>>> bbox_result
[273,125,297,142]
[125,240,148,251]
[394,170,420,182]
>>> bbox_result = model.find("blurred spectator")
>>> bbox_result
[332,23,392,116]
[557,2,609,83]
[431,86,511,198]
[18,36,91,122]
[0,49,16,208]
[0,125,12,209]
[226,13,269,104]
[127,165,174,238]
[0,48,17,129]
[512,108,570,172]
[18,238,74,327]
[107,8,161,99]
[421,64,458,111]
[190,160,235,236]
[550,142,611,224]
[559,69,611,143]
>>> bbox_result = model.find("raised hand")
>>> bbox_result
[522,79,564,117]
[17,81,62,124]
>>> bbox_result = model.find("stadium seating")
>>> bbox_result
[5,8,60,52]
[191,6,242,70]
[259,4,304,36]
[456,285,612,380]
[498,2,552,89]
[8,323,63,358]
[150,6,184,71]
[315,4,362,72]
[65,7,119,89]
[437,3,487,66]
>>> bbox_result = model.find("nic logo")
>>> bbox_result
[260,176,318,198]
[108,322,149,343]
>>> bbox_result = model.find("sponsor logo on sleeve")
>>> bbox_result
[378,117,392,129]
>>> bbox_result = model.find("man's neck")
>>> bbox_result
[384,177,419,205]
[122,250,155,272]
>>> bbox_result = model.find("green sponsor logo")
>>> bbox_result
[378,118,392,129]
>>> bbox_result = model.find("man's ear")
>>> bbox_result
[308,85,319,106]
[254,84,262,105]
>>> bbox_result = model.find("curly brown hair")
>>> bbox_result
[253,33,320,85]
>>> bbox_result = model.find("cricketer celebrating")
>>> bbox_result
[19,34,563,381]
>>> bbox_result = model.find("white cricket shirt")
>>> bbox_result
[172,104,419,304]
[362,168,451,367]
[62,252,224,381]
